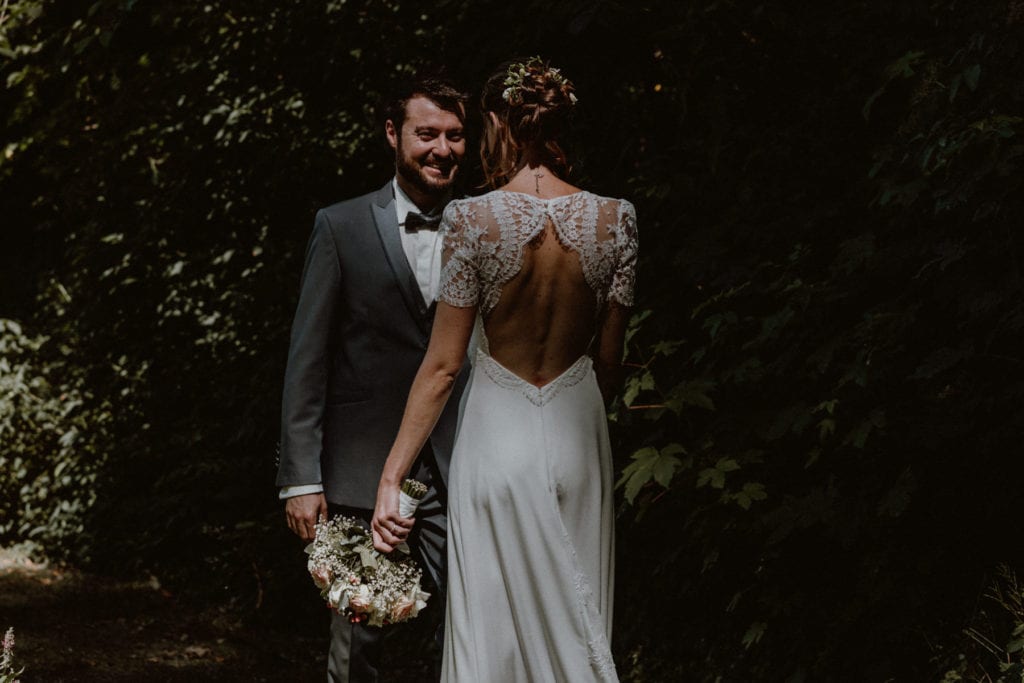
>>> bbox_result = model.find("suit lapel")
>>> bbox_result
[370,182,431,335]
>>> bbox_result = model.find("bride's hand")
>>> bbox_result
[371,482,414,553]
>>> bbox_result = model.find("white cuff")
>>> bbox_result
[279,483,324,499]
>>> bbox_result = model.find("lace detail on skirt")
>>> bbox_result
[477,349,591,407]
[560,524,618,681]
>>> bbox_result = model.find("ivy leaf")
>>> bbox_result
[652,339,682,356]
[615,447,658,503]
[615,444,686,504]
[732,482,767,510]
[718,458,741,473]
[697,457,740,489]
[640,371,656,392]
[653,443,686,487]
[622,376,641,407]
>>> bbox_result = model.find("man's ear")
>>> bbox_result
[385,119,398,150]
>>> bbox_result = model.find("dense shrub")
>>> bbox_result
[1,0,1022,679]
[0,319,106,560]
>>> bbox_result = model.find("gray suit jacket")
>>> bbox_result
[277,181,469,509]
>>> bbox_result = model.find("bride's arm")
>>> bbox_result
[594,302,630,405]
[372,302,476,552]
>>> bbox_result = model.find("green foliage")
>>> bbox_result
[0,319,106,559]
[940,565,1024,682]
[615,442,687,504]
[606,2,1024,680]
[2,0,1023,680]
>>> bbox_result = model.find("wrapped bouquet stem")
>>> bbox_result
[398,477,428,518]
[306,478,430,626]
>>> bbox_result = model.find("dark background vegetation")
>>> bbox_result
[2,0,1023,680]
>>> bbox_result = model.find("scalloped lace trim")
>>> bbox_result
[477,349,591,407]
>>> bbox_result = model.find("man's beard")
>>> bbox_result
[395,143,458,199]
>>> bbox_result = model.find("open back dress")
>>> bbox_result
[437,189,637,683]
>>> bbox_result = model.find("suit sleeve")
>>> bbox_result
[276,210,341,488]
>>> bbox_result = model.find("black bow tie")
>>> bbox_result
[404,211,442,233]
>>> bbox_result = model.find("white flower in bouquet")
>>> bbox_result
[305,478,430,627]
[1,628,24,683]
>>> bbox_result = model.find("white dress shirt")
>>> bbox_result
[280,179,446,500]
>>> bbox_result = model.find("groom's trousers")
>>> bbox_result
[326,449,447,683]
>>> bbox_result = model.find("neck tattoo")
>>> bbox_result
[533,170,544,195]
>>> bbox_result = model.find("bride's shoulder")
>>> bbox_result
[446,192,502,211]
[441,194,495,234]
[584,192,636,216]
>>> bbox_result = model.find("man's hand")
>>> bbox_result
[371,483,414,553]
[285,492,328,543]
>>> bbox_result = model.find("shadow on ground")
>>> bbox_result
[0,546,435,682]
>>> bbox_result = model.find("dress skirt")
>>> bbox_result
[441,349,618,682]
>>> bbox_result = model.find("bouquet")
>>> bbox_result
[306,479,430,626]
[1,628,23,683]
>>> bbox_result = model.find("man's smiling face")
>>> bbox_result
[387,95,466,205]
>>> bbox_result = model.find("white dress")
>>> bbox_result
[436,189,637,683]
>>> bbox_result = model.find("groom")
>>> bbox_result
[277,74,471,682]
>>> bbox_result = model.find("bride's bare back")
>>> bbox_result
[438,185,637,388]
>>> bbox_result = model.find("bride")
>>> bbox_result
[371,57,637,682]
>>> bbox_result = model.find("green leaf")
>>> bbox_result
[652,445,684,488]
[887,50,926,79]
[623,309,652,348]
[622,376,641,407]
[742,621,767,649]
[356,545,378,569]
[697,467,720,488]
[616,445,684,503]
[817,418,835,441]
[717,458,740,473]
[732,482,767,510]
[668,379,715,411]
[963,63,981,91]
[652,339,682,356]
[698,458,740,489]
[615,447,657,503]
[639,371,655,391]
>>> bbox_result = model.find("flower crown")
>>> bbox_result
[501,57,578,106]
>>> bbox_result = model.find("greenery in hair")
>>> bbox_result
[501,56,577,106]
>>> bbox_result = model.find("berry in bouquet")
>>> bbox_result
[306,479,430,626]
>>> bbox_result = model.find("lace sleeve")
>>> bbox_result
[438,201,481,308]
[608,200,638,307]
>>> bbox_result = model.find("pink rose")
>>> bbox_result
[390,596,416,622]
[349,586,372,613]
[310,565,333,590]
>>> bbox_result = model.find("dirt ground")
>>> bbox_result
[0,546,434,682]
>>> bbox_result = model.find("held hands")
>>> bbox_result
[372,482,415,553]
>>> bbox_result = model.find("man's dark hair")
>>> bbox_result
[382,71,470,131]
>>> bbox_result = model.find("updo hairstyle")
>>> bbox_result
[480,57,577,188]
